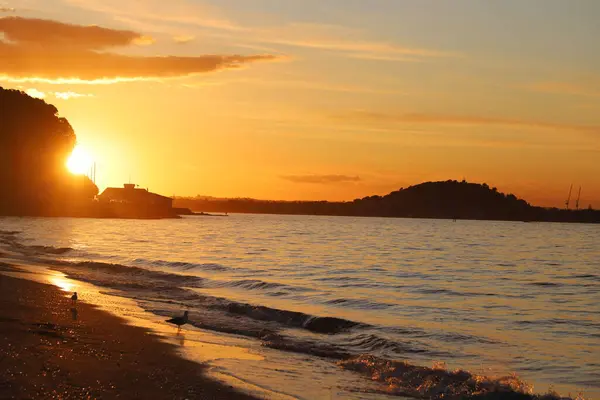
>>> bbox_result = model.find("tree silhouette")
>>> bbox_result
[0,87,98,215]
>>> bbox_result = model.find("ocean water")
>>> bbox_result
[0,214,598,399]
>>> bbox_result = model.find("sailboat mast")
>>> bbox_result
[565,184,573,210]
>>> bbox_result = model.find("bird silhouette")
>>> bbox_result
[71,292,78,304]
[166,311,189,331]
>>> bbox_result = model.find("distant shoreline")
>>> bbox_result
[173,181,600,224]
[2,180,597,222]
[184,210,600,224]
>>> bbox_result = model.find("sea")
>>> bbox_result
[0,214,598,399]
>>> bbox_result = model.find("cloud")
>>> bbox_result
[0,7,15,12]
[341,110,600,134]
[0,16,142,48]
[62,0,454,62]
[528,82,600,98]
[281,174,361,184]
[173,35,195,44]
[0,17,278,84]
[25,88,45,98]
[258,23,455,61]
[54,91,93,100]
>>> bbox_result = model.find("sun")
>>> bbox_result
[66,145,94,175]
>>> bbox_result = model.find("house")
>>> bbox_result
[98,184,174,217]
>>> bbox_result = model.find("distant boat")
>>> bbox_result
[192,212,228,217]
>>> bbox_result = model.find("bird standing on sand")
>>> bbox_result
[71,292,78,304]
[166,311,189,331]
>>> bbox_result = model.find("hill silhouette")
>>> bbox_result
[174,180,599,223]
[0,86,98,216]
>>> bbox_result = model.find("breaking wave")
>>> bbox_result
[338,355,578,399]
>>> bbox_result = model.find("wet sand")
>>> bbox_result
[0,271,257,400]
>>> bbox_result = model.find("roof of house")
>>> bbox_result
[99,186,172,203]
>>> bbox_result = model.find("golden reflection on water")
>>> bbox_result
[48,275,76,292]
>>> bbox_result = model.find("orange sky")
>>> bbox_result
[1,1,599,207]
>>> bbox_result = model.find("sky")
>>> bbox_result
[1,0,599,207]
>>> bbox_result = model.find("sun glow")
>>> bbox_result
[66,146,94,175]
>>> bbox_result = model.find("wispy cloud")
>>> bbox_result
[0,7,15,12]
[25,88,45,98]
[281,174,361,184]
[341,110,600,134]
[63,0,454,62]
[0,17,278,84]
[54,91,93,100]
[257,23,455,61]
[173,35,195,44]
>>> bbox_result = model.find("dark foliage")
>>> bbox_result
[175,180,599,223]
[0,86,98,215]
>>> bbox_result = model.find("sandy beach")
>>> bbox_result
[0,267,256,400]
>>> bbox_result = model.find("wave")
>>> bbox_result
[50,260,206,289]
[29,245,73,255]
[224,302,367,334]
[261,332,351,359]
[338,355,572,399]
[0,234,75,257]
[205,278,313,295]
[150,303,431,361]
[45,259,516,347]
[343,333,428,356]
[96,269,504,352]
[323,297,393,310]
[379,326,502,350]
[45,259,368,335]
[211,279,288,291]
[131,258,230,272]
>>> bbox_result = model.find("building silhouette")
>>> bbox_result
[99,183,173,217]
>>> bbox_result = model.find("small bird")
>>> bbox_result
[71,292,78,304]
[166,311,189,331]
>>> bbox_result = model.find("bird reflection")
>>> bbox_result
[70,307,78,321]
[175,331,185,346]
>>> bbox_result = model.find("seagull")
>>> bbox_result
[71,292,78,304]
[166,311,189,331]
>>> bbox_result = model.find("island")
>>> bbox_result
[174,181,599,223]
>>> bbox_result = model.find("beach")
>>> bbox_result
[0,268,256,400]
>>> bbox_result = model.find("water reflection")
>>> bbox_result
[70,307,78,321]
[175,331,185,346]
[48,275,76,293]
[2,215,598,399]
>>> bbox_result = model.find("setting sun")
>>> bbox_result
[66,146,93,175]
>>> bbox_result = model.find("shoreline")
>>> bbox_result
[0,269,257,400]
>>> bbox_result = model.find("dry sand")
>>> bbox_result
[0,270,257,400]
